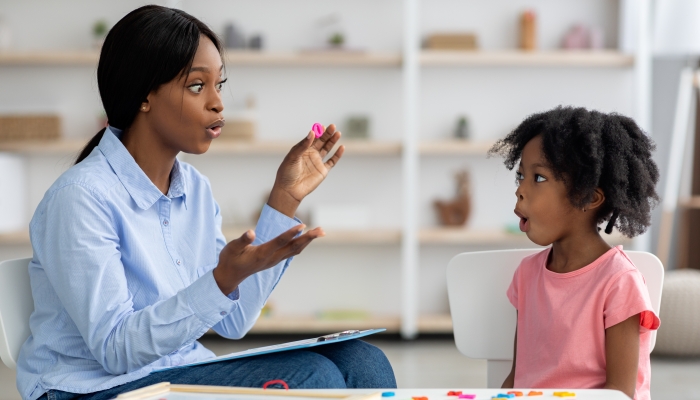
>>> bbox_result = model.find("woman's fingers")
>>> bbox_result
[324,145,345,169]
[275,227,325,259]
[290,132,314,159]
[225,229,256,255]
[312,124,337,151]
[268,224,306,251]
[319,131,341,158]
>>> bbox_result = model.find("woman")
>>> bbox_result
[17,5,396,400]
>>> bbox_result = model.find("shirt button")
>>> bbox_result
[220,311,227,316]
[176,259,181,265]
[163,219,169,226]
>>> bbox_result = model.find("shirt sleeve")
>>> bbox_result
[33,184,237,375]
[604,269,660,332]
[507,264,521,310]
[210,203,302,339]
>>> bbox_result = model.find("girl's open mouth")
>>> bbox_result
[519,217,529,232]
[514,209,530,233]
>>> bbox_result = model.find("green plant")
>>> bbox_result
[328,32,345,47]
[93,20,109,38]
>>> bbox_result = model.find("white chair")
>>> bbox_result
[446,249,664,388]
[0,257,33,370]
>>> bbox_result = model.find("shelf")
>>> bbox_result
[246,314,452,334]
[0,230,29,246]
[0,138,498,157]
[417,314,453,333]
[0,227,631,247]
[206,139,402,156]
[4,50,634,69]
[419,227,632,246]
[680,196,700,209]
[0,50,633,68]
[0,139,402,157]
[0,50,401,68]
[421,50,634,68]
[222,226,401,246]
[222,227,541,247]
[0,139,87,154]
[0,51,99,66]
[224,50,402,68]
[248,315,400,334]
[420,228,535,245]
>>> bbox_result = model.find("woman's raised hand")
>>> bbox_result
[213,224,325,295]
[213,125,340,294]
[267,124,344,217]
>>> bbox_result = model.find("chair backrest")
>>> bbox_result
[0,257,33,370]
[446,249,664,387]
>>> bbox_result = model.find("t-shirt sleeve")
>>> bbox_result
[604,269,660,332]
[507,264,521,310]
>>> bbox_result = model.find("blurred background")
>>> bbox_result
[0,0,699,398]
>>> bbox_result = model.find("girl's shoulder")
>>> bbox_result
[599,246,639,276]
[517,247,551,269]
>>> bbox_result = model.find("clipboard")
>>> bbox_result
[152,328,385,373]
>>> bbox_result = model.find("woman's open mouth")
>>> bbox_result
[206,120,224,139]
[514,209,530,233]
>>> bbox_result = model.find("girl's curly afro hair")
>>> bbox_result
[489,106,660,238]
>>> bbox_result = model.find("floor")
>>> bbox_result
[1,336,699,399]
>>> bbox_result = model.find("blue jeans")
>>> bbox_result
[39,340,396,400]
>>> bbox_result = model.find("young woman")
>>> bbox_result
[17,6,395,400]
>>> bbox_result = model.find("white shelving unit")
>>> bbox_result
[0,1,648,338]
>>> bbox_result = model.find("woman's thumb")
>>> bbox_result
[230,229,255,250]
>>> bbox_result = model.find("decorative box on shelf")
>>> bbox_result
[0,114,61,141]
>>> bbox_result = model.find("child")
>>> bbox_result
[489,106,661,400]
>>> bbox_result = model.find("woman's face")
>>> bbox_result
[144,35,226,154]
[513,135,578,246]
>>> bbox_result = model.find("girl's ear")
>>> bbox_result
[586,188,606,211]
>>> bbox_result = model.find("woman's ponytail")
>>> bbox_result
[75,128,107,164]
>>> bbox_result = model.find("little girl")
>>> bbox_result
[489,106,661,400]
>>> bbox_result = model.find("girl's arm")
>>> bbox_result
[502,316,517,388]
[604,313,640,399]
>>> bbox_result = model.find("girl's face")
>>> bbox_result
[514,135,578,246]
[144,35,226,154]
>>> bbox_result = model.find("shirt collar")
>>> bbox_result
[98,126,187,210]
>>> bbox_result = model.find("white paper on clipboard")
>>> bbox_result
[152,328,386,373]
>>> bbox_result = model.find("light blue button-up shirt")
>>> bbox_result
[16,127,299,400]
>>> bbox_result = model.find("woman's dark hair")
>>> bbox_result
[75,5,222,164]
[488,106,660,238]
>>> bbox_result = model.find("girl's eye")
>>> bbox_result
[187,83,203,94]
[515,171,524,186]
[535,174,547,183]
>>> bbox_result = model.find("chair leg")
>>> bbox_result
[487,360,512,388]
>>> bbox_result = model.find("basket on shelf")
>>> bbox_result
[0,114,61,141]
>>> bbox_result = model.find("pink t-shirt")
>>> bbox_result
[507,246,660,400]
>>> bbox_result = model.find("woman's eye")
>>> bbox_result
[216,80,226,91]
[187,84,203,94]
[535,174,547,183]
